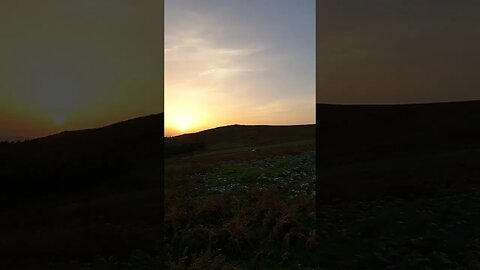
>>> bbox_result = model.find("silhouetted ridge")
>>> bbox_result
[33,113,163,142]
[317,100,480,201]
[0,113,164,208]
[170,124,314,144]
[317,101,480,160]
[165,124,315,157]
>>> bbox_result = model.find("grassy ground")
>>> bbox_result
[165,138,316,269]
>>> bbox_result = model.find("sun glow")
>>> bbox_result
[173,115,192,132]
[166,109,199,136]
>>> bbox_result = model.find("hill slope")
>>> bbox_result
[165,124,315,157]
[317,100,480,201]
[0,113,164,206]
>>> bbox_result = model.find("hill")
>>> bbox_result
[1,113,164,268]
[0,113,164,207]
[165,124,315,158]
[316,101,480,269]
[317,100,480,200]
[164,124,316,268]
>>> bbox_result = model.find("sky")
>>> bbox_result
[0,0,163,140]
[165,0,316,136]
[317,0,480,104]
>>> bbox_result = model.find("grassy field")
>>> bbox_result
[165,125,316,269]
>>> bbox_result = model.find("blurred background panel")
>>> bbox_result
[317,1,480,269]
[0,1,164,268]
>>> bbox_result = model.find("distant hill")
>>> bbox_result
[0,113,163,208]
[165,124,315,157]
[317,100,480,201]
[33,113,163,144]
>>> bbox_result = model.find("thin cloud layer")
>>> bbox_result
[165,0,315,136]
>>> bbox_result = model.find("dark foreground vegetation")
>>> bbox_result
[165,124,316,269]
[0,114,164,269]
[317,101,480,269]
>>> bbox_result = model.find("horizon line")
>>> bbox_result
[165,122,316,138]
[1,115,315,142]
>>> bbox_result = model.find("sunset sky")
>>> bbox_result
[318,0,480,104]
[5,1,474,140]
[0,1,163,141]
[165,0,315,136]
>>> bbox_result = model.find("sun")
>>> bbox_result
[165,104,208,136]
[175,117,190,132]
[169,111,196,133]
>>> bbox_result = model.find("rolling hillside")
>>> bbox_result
[0,114,164,268]
[165,124,315,158]
[0,113,164,207]
[317,100,480,201]
[316,100,480,269]
[164,124,316,268]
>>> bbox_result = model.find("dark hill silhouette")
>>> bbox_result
[36,113,163,143]
[1,114,164,267]
[317,100,480,201]
[165,124,315,157]
[0,113,164,208]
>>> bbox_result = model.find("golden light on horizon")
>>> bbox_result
[171,112,195,133]
[165,104,207,136]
